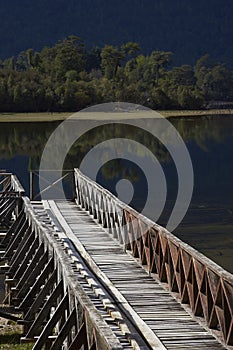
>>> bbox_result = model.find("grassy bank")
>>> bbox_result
[0,109,232,122]
[160,109,233,118]
[0,112,71,122]
[0,322,33,349]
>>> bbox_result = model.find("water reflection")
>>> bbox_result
[0,115,232,272]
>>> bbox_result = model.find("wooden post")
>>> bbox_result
[30,171,34,200]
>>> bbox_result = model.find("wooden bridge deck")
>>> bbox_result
[37,199,227,350]
[0,171,232,350]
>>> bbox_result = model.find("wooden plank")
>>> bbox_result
[48,200,228,350]
[48,200,167,350]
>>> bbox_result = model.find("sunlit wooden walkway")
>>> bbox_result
[0,170,232,350]
[40,199,227,349]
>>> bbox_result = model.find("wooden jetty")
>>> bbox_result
[0,170,232,349]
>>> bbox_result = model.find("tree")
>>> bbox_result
[101,45,125,79]
[194,54,213,90]
[121,42,141,60]
[147,87,171,109]
[169,65,196,86]
[86,46,101,71]
[0,78,10,111]
[201,65,233,100]
[26,49,34,68]
[54,36,86,81]
[148,51,173,86]
[177,86,204,109]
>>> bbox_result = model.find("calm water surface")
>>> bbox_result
[0,115,232,273]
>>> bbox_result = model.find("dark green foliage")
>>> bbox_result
[0,35,232,112]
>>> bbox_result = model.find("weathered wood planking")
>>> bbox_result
[74,167,233,348]
[46,199,228,350]
[0,169,232,349]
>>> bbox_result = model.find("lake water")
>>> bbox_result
[0,115,232,273]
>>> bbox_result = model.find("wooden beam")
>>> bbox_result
[25,280,64,338]
[49,308,77,350]
[18,256,54,310]
[32,293,69,350]
[24,269,58,321]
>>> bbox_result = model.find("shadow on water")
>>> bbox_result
[0,115,232,272]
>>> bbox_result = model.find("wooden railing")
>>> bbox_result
[0,173,24,229]
[74,168,233,346]
[0,172,25,195]
[2,196,123,350]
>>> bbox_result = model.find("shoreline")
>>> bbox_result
[0,109,232,122]
[160,109,233,118]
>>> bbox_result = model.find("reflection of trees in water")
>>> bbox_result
[0,117,232,175]
[63,123,171,179]
[98,159,141,182]
[0,122,59,160]
[172,116,232,150]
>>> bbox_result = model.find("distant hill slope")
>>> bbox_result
[1,0,233,65]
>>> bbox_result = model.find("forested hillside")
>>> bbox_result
[1,0,233,65]
[0,36,233,112]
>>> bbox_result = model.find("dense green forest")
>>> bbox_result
[1,35,233,112]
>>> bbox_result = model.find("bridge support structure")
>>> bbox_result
[0,173,123,350]
[0,170,232,349]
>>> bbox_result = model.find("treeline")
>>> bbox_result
[1,35,233,112]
